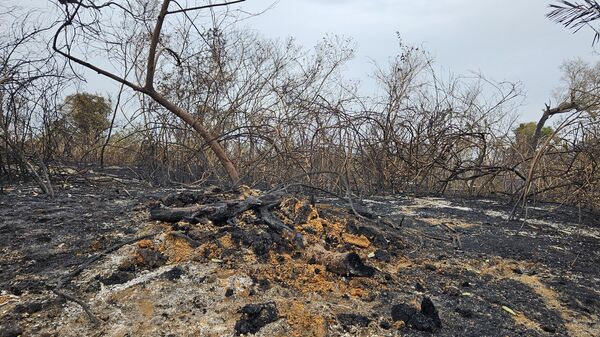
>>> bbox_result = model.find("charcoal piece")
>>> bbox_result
[390,297,442,332]
[391,303,417,322]
[345,253,376,277]
[337,313,371,329]
[98,271,135,285]
[162,266,184,281]
[374,249,391,262]
[234,302,279,335]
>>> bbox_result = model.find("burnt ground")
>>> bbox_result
[0,170,598,337]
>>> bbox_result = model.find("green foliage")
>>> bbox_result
[62,93,111,141]
[59,93,111,162]
[514,122,553,145]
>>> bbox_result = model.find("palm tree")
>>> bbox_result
[547,0,600,44]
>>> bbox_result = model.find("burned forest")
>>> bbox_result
[1,1,599,336]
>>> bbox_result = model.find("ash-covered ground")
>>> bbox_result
[0,170,599,337]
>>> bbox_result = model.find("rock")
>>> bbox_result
[225,288,234,297]
[234,302,279,335]
[337,313,371,329]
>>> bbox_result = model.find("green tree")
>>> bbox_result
[61,93,111,161]
[514,122,553,147]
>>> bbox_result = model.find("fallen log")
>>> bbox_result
[150,204,213,223]
[305,244,375,277]
[150,196,264,223]
[150,193,297,234]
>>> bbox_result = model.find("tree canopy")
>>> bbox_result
[514,122,553,147]
[62,93,111,139]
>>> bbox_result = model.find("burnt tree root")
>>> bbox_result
[150,189,377,278]
[150,193,295,234]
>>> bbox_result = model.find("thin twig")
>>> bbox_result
[52,288,102,325]
[166,0,246,14]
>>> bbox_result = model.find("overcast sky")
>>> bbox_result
[22,0,598,122]
[237,0,598,121]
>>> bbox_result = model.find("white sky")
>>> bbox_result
[19,0,600,122]
[238,0,598,121]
